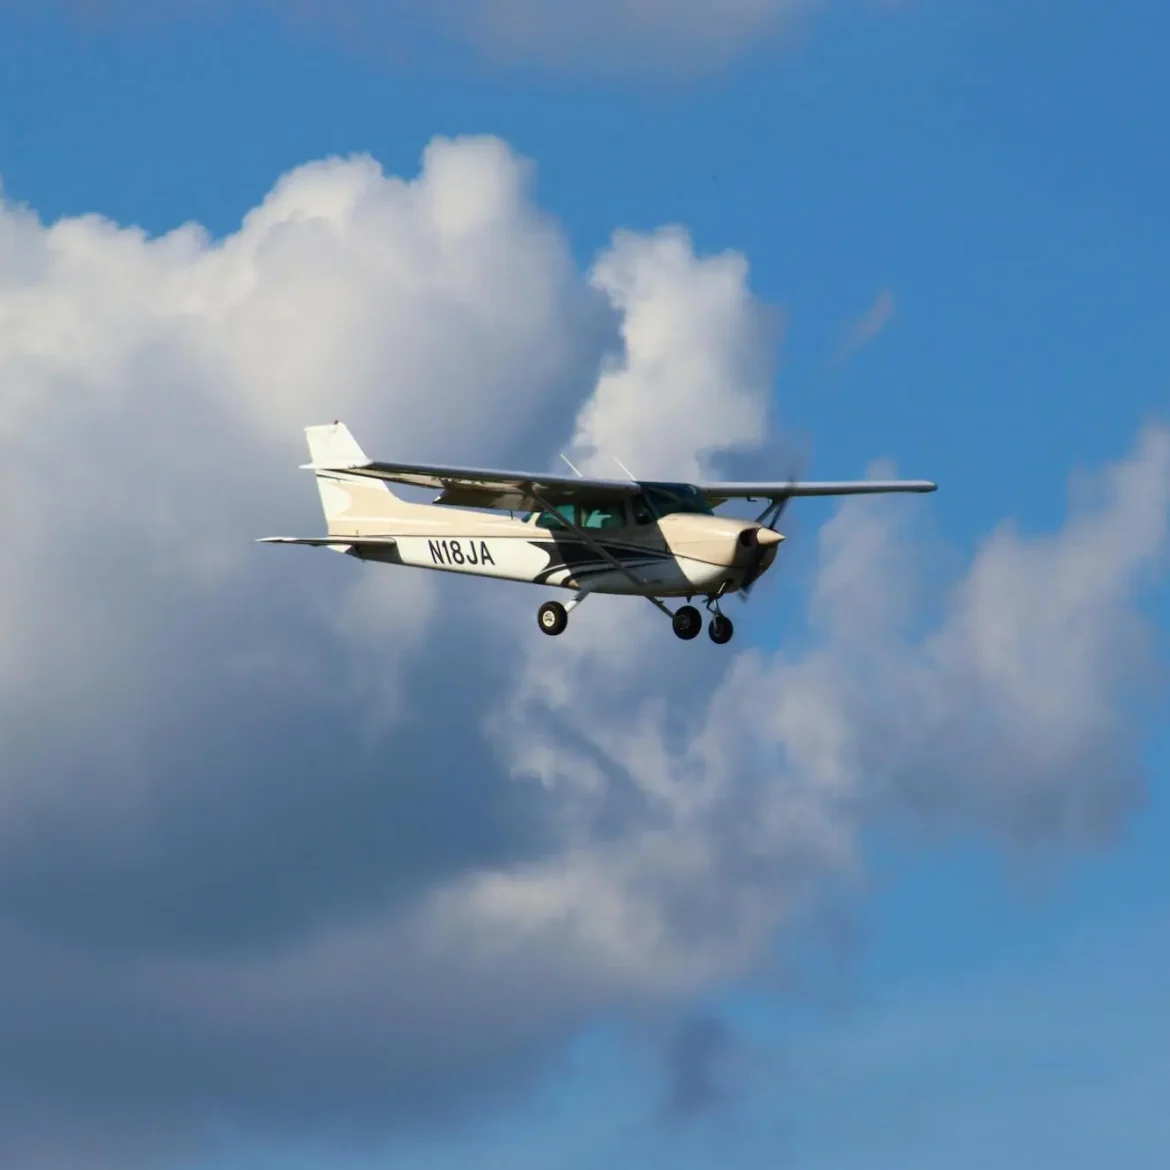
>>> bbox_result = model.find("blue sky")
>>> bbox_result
[1,2,1168,1168]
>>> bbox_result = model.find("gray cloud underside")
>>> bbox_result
[0,135,1166,1167]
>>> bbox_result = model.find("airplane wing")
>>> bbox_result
[303,457,636,511]
[303,445,935,512]
[700,479,937,506]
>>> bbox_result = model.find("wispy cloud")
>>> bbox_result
[832,286,896,366]
[32,0,819,76]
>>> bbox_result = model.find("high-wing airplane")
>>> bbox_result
[260,422,936,644]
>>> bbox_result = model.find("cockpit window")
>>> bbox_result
[527,487,710,529]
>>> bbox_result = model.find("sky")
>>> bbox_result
[0,2,1167,1168]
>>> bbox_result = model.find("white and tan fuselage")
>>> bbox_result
[261,421,936,642]
[314,474,781,598]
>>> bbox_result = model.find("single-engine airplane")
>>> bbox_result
[260,422,936,644]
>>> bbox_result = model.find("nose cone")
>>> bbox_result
[756,528,784,548]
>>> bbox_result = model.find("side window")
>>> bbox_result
[536,503,577,529]
[580,503,626,530]
[631,494,656,525]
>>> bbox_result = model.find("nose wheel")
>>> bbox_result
[708,614,734,644]
[702,594,734,645]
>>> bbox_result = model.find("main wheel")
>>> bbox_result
[672,604,702,640]
[537,600,568,636]
[708,614,734,645]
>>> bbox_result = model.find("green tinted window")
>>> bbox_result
[580,503,626,530]
[533,503,577,529]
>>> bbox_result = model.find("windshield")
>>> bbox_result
[641,484,713,518]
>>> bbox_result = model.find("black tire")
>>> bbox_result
[537,600,568,636]
[708,614,734,645]
[672,604,702,640]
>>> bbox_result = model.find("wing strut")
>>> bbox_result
[528,488,677,621]
[754,497,789,528]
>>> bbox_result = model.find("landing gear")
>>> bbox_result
[537,600,568,636]
[537,594,730,644]
[708,614,734,645]
[672,604,703,640]
[701,591,734,646]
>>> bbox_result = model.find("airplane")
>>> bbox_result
[260,422,936,644]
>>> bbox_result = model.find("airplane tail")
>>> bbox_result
[304,421,406,537]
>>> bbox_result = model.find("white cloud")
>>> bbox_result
[570,226,778,482]
[0,135,616,1159]
[0,133,1166,1169]
[0,134,604,735]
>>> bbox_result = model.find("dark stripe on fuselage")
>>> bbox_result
[528,537,673,586]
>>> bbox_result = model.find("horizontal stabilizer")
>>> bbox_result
[258,534,401,564]
[257,536,397,547]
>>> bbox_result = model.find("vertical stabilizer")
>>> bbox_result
[304,421,404,537]
[305,421,373,470]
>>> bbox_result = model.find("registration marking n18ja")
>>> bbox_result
[428,539,496,567]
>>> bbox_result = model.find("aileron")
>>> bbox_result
[701,479,937,505]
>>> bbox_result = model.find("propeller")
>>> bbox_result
[738,519,786,599]
[706,434,809,602]
[738,448,807,601]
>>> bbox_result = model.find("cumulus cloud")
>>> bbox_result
[0,134,1167,1170]
[0,134,615,1164]
[569,226,779,481]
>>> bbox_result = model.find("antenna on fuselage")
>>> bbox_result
[560,453,583,478]
[612,456,636,482]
